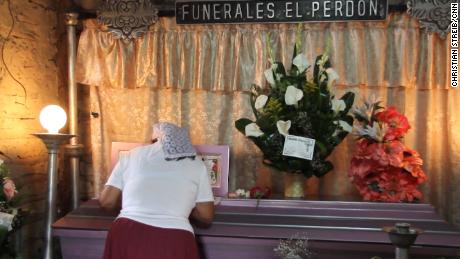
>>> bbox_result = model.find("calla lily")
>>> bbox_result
[245,123,264,137]
[326,68,339,88]
[285,85,303,106]
[338,120,353,133]
[276,120,291,136]
[264,68,275,86]
[254,95,268,110]
[331,99,346,113]
[292,53,309,73]
[264,63,278,86]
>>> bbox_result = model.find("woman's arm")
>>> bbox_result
[190,201,214,228]
[99,186,122,213]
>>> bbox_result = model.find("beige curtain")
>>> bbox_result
[76,15,460,227]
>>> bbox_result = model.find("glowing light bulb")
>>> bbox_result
[39,105,67,134]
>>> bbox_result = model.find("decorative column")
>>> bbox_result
[65,13,83,210]
[33,133,74,259]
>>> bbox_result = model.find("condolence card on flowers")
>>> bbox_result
[282,135,315,160]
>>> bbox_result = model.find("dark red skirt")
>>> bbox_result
[103,217,200,259]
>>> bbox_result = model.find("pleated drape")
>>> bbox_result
[76,14,460,227]
[77,14,450,90]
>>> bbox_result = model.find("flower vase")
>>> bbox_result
[284,173,305,198]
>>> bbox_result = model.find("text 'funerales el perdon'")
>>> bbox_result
[176,0,388,24]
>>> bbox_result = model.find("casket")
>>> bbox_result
[53,198,460,259]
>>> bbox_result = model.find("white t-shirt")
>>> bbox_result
[105,142,214,233]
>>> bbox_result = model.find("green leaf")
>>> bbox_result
[235,118,253,134]
[294,23,302,58]
[292,43,299,63]
[272,62,287,77]
[340,91,355,115]
[315,140,327,156]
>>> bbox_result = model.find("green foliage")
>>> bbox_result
[235,44,355,178]
[0,163,9,204]
[0,163,8,178]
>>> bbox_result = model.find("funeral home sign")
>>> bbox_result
[176,0,388,24]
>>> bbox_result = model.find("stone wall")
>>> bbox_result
[0,0,71,257]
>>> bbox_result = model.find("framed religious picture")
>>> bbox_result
[110,142,230,197]
[195,145,230,197]
[110,142,146,171]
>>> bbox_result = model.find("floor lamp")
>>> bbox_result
[383,223,422,259]
[33,105,74,259]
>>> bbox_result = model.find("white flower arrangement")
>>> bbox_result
[235,35,355,178]
[235,189,250,198]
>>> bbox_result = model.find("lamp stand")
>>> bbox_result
[33,133,74,259]
[383,223,422,259]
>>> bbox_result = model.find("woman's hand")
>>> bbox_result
[99,186,122,213]
[190,201,214,228]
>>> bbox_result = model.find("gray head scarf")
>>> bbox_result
[152,122,196,161]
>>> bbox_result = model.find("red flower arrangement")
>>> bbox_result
[249,186,272,199]
[349,97,427,202]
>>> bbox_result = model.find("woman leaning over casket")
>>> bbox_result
[99,122,215,259]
